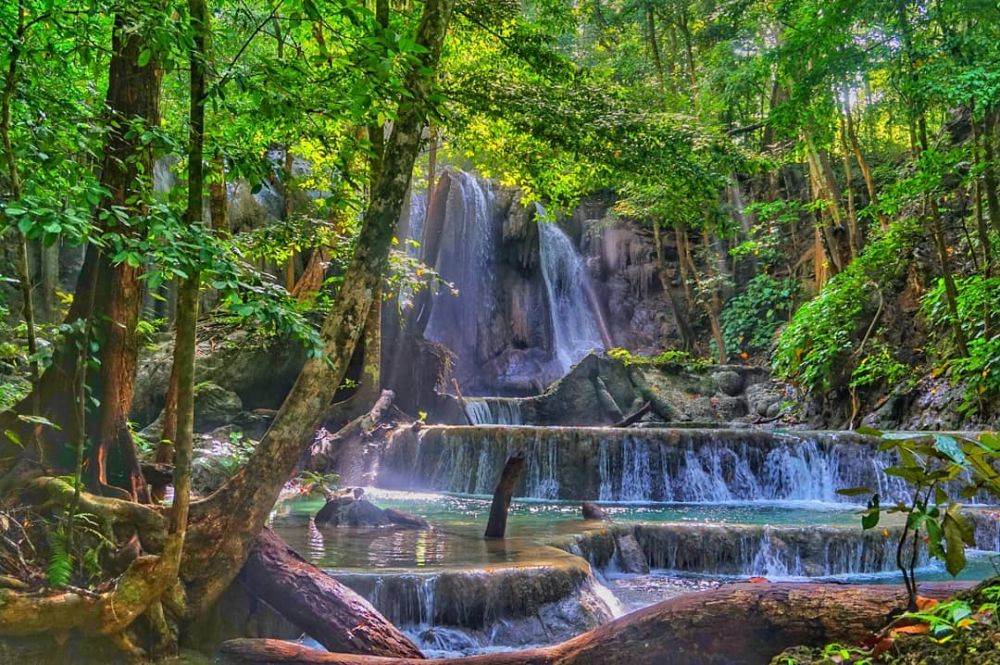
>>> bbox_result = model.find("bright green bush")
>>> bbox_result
[720,274,798,357]
[922,275,1000,413]
[773,217,919,394]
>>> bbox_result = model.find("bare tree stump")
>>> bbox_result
[483,453,525,539]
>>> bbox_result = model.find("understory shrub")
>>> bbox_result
[773,217,919,394]
[921,275,1000,414]
[721,273,798,357]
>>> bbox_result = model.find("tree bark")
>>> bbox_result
[483,453,525,539]
[651,220,694,349]
[239,529,424,658]
[179,0,457,616]
[981,114,1000,234]
[219,582,972,665]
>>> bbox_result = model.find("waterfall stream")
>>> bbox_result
[537,208,607,373]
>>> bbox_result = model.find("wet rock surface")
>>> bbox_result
[315,495,429,529]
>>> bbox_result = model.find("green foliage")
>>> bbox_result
[848,343,910,391]
[842,430,1000,607]
[607,347,710,371]
[721,274,798,357]
[773,218,919,394]
[922,276,1000,412]
[295,471,341,498]
[45,529,72,588]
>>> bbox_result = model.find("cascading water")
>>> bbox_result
[424,173,498,365]
[537,207,607,373]
[464,398,524,426]
[378,426,930,504]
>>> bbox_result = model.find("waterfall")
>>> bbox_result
[537,208,607,373]
[424,172,498,367]
[369,575,438,627]
[464,398,523,426]
[377,426,944,504]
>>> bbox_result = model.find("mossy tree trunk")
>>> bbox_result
[178,0,457,616]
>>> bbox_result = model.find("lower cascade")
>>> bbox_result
[374,426,914,503]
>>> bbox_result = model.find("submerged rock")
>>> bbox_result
[314,496,428,529]
[613,533,649,575]
[581,502,609,520]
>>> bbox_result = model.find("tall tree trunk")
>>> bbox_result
[85,5,165,501]
[842,90,885,230]
[700,228,727,364]
[838,113,860,257]
[646,8,665,94]
[179,0,457,616]
[971,114,992,273]
[915,115,968,356]
[981,114,1000,234]
[652,221,694,348]
[673,224,696,312]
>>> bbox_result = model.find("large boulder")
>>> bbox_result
[193,382,243,430]
[712,370,744,397]
[314,496,428,529]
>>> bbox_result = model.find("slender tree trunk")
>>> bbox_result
[673,224,696,312]
[971,115,992,273]
[484,453,525,539]
[927,197,968,356]
[210,150,228,233]
[646,8,665,94]
[981,114,1000,234]
[838,113,860,257]
[842,91,885,230]
[652,221,693,348]
[700,228,727,364]
[179,0,457,616]
[427,124,437,194]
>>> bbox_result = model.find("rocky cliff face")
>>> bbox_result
[389,169,684,398]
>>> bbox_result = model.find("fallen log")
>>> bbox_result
[483,453,525,539]
[238,528,424,659]
[220,581,973,665]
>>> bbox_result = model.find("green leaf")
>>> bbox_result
[837,486,873,497]
[942,513,968,577]
[862,494,880,529]
[4,430,22,447]
[302,0,321,20]
[137,49,152,68]
[17,414,62,430]
[933,435,965,464]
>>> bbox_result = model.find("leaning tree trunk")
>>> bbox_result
[219,581,973,665]
[178,0,457,617]
[484,453,525,539]
[239,529,423,658]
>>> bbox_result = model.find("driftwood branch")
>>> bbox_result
[612,401,651,428]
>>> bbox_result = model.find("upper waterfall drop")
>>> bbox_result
[537,204,607,374]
